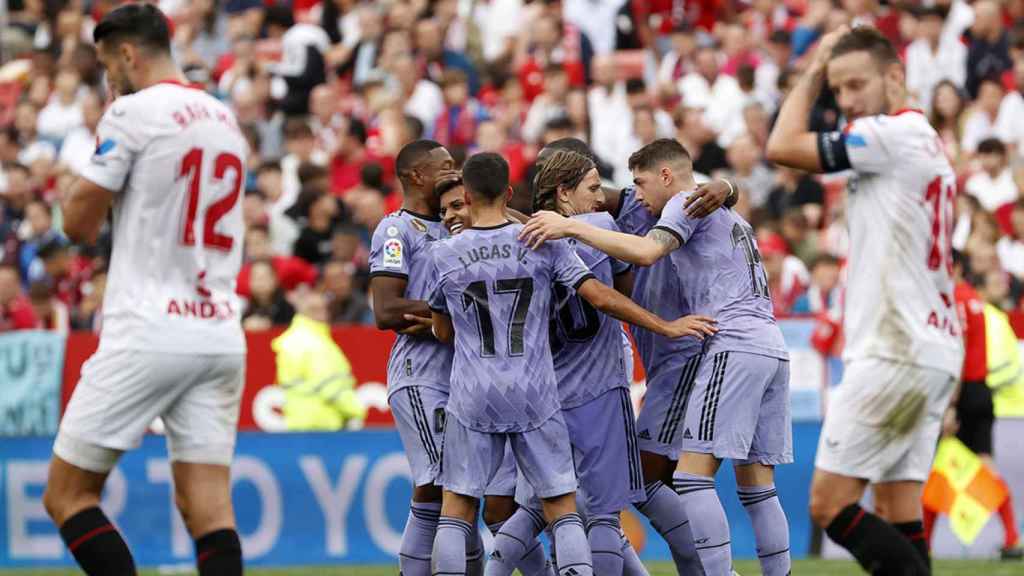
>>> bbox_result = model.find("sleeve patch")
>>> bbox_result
[382,238,404,268]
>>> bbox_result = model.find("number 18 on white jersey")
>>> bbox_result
[80,81,248,355]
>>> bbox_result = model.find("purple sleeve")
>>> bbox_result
[550,240,596,290]
[651,193,701,247]
[369,217,411,279]
[427,249,450,315]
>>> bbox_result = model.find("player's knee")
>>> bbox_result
[413,483,443,503]
[483,496,516,525]
[42,485,98,526]
[809,489,841,528]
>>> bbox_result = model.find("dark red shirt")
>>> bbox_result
[0,296,37,332]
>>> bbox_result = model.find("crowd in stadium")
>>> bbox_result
[0,0,1022,334]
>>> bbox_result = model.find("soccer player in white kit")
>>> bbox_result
[766,26,964,575]
[42,5,248,575]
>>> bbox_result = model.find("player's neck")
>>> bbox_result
[401,193,435,219]
[137,60,187,92]
[468,205,507,228]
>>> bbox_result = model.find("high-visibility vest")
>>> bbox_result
[272,315,368,430]
[983,304,1024,417]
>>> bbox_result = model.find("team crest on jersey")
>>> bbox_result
[410,219,428,233]
[383,238,403,268]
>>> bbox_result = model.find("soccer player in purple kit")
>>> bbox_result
[522,139,793,576]
[427,152,717,576]
[484,150,653,576]
[433,175,556,576]
[369,140,467,576]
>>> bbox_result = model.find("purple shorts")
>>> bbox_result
[390,385,447,487]
[517,387,644,514]
[440,410,576,500]
[680,350,793,465]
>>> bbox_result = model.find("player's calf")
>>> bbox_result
[735,463,790,576]
[674,453,732,576]
[173,462,242,576]
[433,491,480,576]
[586,515,624,576]
[541,494,593,576]
[45,455,137,576]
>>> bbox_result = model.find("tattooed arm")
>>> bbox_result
[519,211,680,266]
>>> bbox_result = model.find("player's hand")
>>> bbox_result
[401,313,434,336]
[684,180,732,218]
[941,406,959,437]
[434,169,461,194]
[519,211,573,249]
[663,315,718,340]
[808,25,850,76]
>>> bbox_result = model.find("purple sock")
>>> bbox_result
[673,472,731,576]
[587,515,624,576]
[433,516,472,576]
[487,518,553,576]
[401,501,441,576]
[620,528,650,576]
[550,512,593,576]
[634,481,702,574]
[485,507,547,576]
[738,484,790,576]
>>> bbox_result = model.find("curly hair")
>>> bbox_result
[532,149,595,214]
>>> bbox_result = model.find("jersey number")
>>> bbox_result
[731,223,770,299]
[179,148,243,251]
[462,278,534,357]
[550,283,601,354]
[925,176,955,274]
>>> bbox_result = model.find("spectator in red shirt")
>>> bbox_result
[28,281,70,335]
[475,120,527,187]
[760,232,809,316]
[329,117,371,196]
[0,264,36,331]
[237,225,319,298]
[434,69,489,149]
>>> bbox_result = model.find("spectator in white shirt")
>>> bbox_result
[965,138,1020,211]
[961,77,1004,154]
[280,119,328,209]
[679,46,747,147]
[754,30,792,114]
[58,90,102,176]
[392,53,444,138]
[36,68,84,142]
[997,202,1024,280]
[588,54,630,166]
[996,58,1024,159]
[657,25,697,88]
[905,6,967,113]
[523,65,571,144]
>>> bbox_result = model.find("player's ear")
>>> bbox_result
[661,166,673,188]
[505,185,514,204]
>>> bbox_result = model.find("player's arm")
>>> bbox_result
[369,276,433,331]
[430,310,454,344]
[576,278,716,339]
[61,177,113,244]
[520,212,677,266]
[765,26,849,172]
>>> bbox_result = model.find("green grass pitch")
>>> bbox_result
[1,560,1019,575]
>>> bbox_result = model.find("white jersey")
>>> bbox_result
[834,109,964,376]
[80,81,247,355]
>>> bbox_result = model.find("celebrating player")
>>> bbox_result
[765,26,964,575]
[369,140,470,576]
[521,138,794,576]
[434,175,555,576]
[535,138,737,575]
[43,5,248,575]
[427,152,715,576]
[487,150,672,576]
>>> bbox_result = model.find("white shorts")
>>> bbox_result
[54,349,245,473]
[815,358,956,483]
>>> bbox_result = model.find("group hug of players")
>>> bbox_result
[372,24,970,576]
[369,135,792,576]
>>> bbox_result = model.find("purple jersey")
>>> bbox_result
[370,210,453,396]
[550,212,632,409]
[615,188,703,377]
[428,222,594,433]
[653,192,788,359]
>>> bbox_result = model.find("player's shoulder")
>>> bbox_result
[574,210,617,231]
[849,109,934,139]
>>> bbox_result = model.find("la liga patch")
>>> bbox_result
[382,238,403,268]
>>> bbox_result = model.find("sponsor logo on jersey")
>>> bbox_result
[846,133,867,148]
[383,238,403,268]
[95,138,117,155]
[410,219,428,233]
[638,429,652,440]
[683,428,693,439]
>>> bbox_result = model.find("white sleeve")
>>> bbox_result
[78,102,144,193]
[841,115,899,174]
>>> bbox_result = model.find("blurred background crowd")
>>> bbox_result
[0,0,1022,335]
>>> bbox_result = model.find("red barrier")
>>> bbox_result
[62,327,398,429]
